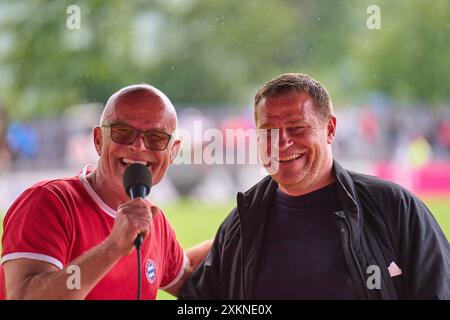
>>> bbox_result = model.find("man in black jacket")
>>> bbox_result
[181,73,450,299]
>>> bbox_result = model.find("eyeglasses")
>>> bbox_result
[101,122,172,151]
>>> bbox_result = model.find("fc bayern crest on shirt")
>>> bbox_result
[145,259,157,284]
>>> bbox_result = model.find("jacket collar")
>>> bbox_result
[332,161,364,243]
[332,161,360,214]
[237,160,361,218]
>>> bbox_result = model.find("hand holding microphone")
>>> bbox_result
[121,163,154,300]
[107,164,155,256]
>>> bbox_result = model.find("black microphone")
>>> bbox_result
[123,163,152,249]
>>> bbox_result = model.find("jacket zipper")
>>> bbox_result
[337,218,370,299]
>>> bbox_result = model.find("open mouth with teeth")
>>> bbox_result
[121,158,151,167]
[277,153,305,162]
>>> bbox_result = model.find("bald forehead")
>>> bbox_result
[100,84,177,126]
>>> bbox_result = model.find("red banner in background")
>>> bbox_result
[374,162,450,198]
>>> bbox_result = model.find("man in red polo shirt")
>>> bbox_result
[1,84,211,299]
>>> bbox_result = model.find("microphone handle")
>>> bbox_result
[128,184,149,250]
[134,234,143,250]
[129,185,148,200]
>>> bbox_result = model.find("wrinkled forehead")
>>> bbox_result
[255,92,317,126]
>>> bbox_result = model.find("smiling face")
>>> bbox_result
[256,91,336,196]
[92,86,180,203]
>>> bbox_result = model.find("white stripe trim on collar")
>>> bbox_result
[79,165,117,219]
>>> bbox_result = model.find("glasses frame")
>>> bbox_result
[101,122,172,151]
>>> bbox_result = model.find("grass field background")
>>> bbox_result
[0,197,448,300]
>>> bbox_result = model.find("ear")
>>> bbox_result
[326,116,337,144]
[169,139,181,164]
[93,125,103,156]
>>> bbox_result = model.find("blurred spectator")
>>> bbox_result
[358,106,380,160]
[6,121,39,161]
[359,106,379,144]
[438,120,450,152]
[64,103,102,168]
[384,110,404,161]
[407,135,432,169]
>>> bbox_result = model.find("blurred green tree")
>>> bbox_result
[0,0,448,119]
[350,0,450,106]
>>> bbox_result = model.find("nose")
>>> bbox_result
[130,133,147,152]
[277,128,293,151]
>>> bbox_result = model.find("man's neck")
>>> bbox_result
[279,165,335,197]
[86,170,128,211]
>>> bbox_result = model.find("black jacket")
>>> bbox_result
[180,161,450,299]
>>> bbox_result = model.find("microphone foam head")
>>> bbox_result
[123,163,152,197]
